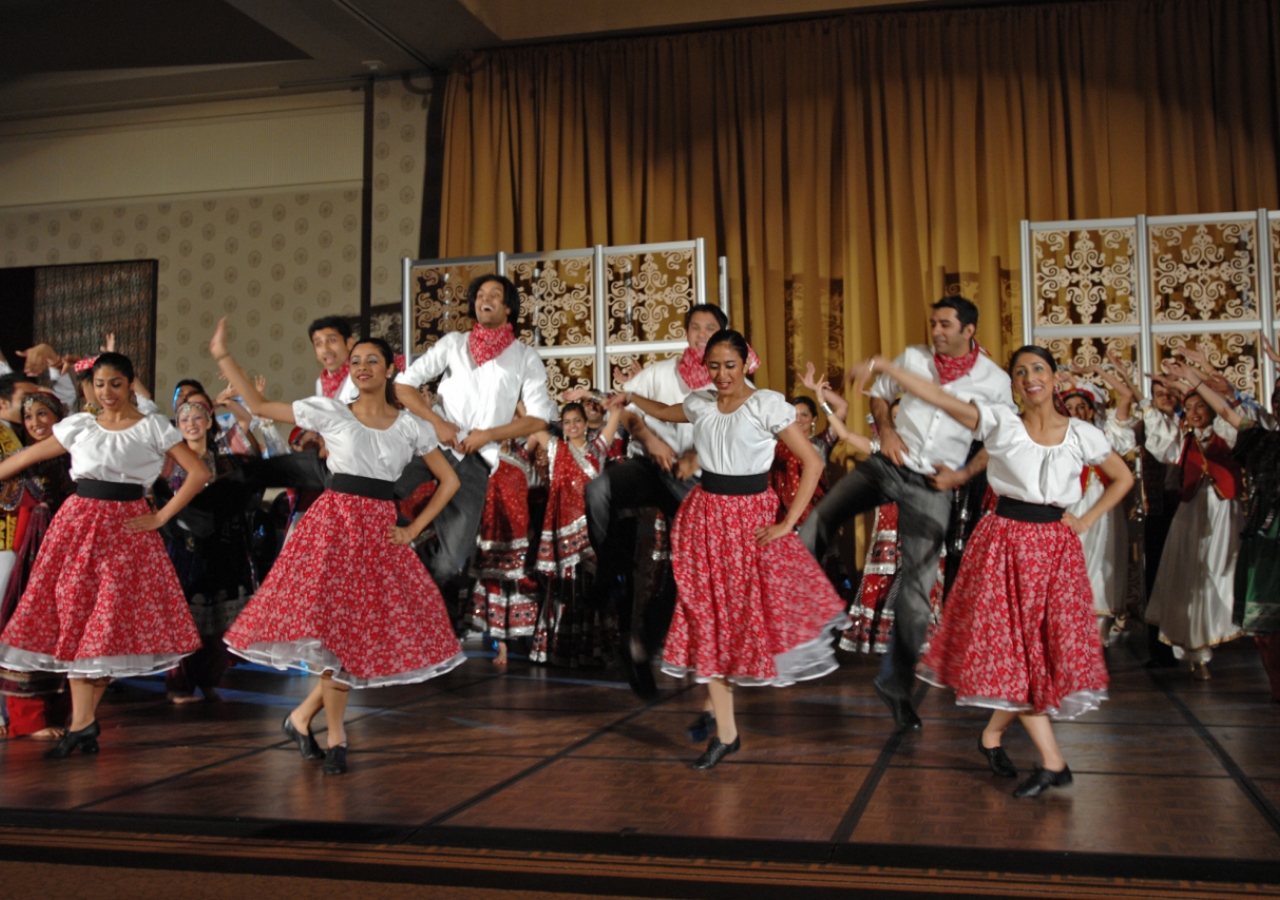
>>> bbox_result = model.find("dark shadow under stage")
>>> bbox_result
[0,637,1278,899]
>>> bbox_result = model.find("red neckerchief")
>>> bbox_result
[934,342,980,385]
[1179,430,1243,502]
[468,323,515,367]
[318,361,349,399]
[676,344,762,390]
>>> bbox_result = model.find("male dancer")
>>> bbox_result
[309,316,359,402]
[801,297,1013,731]
[395,274,556,623]
[585,303,726,696]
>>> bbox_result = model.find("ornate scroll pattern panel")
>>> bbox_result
[1153,332,1260,397]
[542,357,595,397]
[367,304,403,355]
[1150,222,1257,322]
[34,261,157,390]
[1033,229,1136,327]
[1272,218,1280,320]
[409,262,492,354]
[608,352,682,392]
[1034,334,1140,400]
[505,255,594,349]
[604,250,695,344]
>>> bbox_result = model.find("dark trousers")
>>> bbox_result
[410,452,492,630]
[1143,492,1180,665]
[584,457,697,656]
[800,454,951,700]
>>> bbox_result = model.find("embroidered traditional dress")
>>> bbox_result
[0,414,202,678]
[1067,411,1137,617]
[224,398,463,688]
[470,444,540,638]
[0,420,24,594]
[530,434,611,667]
[919,404,1111,719]
[663,389,846,686]
[1145,417,1244,661]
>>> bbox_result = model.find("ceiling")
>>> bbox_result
[0,0,976,122]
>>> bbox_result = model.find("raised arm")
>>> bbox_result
[210,318,296,424]
[798,362,850,422]
[1165,359,1243,429]
[851,355,980,432]
[825,414,872,456]
[596,400,624,446]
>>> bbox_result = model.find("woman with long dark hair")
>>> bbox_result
[847,345,1132,797]
[211,321,464,775]
[0,353,209,758]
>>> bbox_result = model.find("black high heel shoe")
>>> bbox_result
[1012,764,1073,798]
[691,735,740,770]
[977,737,1018,778]
[45,721,100,759]
[322,744,348,776]
[282,714,324,760]
[687,711,716,742]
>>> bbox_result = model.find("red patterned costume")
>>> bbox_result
[470,446,540,639]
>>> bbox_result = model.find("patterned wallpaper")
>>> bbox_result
[0,76,430,407]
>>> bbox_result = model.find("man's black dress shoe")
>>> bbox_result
[45,720,100,759]
[1012,764,1072,798]
[691,736,740,770]
[977,737,1018,778]
[322,744,348,776]
[282,714,324,760]
[873,679,922,732]
[687,711,716,742]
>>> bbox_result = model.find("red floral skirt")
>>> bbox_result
[664,486,847,686]
[0,496,201,678]
[918,514,1108,719]
[224,491,464,688]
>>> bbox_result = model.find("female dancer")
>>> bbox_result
[156,393,260,703]
[529,401,622,667]
[212,321,464,775]
[0,391,75,739]
[620,330,847,769]
[848,346,1132,797]
[0,353,209,758]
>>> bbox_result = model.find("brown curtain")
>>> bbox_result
[439,0,1280,402]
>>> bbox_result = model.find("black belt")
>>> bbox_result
[76,480,145,501]
[330,473,397,501]
[995,497,1065,523]
[700,471,769,496]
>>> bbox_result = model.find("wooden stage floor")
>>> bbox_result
[0,635,1278,899]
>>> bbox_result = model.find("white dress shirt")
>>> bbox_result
[869,345,1014,475]
[625,358,695,457]
[684,389,796,475]
[315,372,359,404]
[53,413,183,485]
[293,397,439,481]
[395,331,556,470]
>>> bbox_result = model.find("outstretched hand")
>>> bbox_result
[210,318,230,361]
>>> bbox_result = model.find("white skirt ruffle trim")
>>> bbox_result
[226,638,466,689]
[917,666,1109,721]
[0,644,193,679]
[662,613,848,688]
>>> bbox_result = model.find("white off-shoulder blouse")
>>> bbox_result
[52,413,183,486]
[683,389,796,476]
[977,403,1112,508]
[292,397,439,481]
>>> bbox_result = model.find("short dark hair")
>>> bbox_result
[560,401,586,421]
[0,373,34,403]
[790,396,818,417]
[175,378,205,393]
[93,352,135,383]
[685,304,728,330]
[308,316,353,341]
[467,274,521,326]
[932,296,979,332]
[702,329,750,365]
[1007,345,1056,377]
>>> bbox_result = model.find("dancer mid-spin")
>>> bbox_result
[619,330,846,770]
[211,321,465,776]
[847,346,1132,797]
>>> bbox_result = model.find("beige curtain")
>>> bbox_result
[439,0,1280,403]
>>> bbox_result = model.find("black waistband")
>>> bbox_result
[76,480,145,501]
[995,497,1065,523]
[330,473,397,501]
[700,471,769,496]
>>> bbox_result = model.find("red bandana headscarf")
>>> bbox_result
[934,342,980,385]
[677,344,762,391]
[318,360,350,399]
[469,322,515,367]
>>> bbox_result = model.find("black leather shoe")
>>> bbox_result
[978,737,1018,778]
[873,680,922,732]
[687,711,716,742]
[620,638,659,700]
[45,720,100,759]
[1013,764,1072,798]
[282,714,324,760]
[322,744,348,776]
[691,736,740,770]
